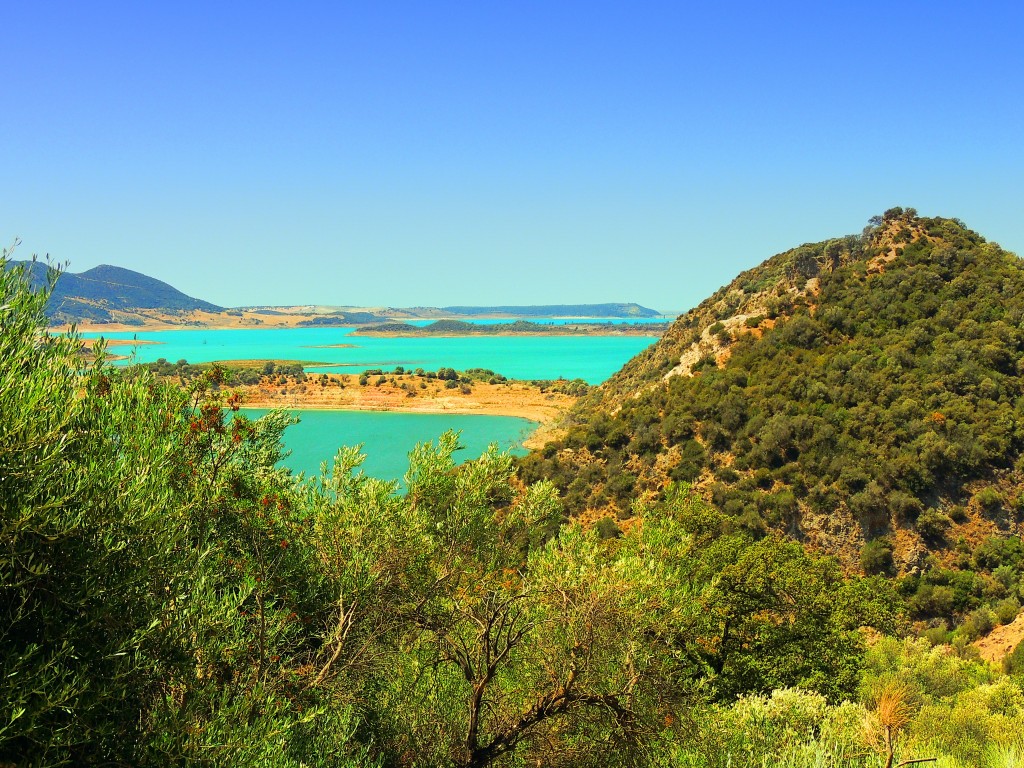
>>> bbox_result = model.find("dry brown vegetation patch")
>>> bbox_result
[974,612,1024,663]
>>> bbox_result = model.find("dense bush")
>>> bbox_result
[661,637,1024,768]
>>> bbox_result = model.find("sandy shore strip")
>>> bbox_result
[79,337,163,347]
[74,337,161,362]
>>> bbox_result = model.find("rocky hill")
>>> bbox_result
[521,208,1024,632]
[13,261,222,323]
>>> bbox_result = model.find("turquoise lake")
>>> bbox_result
[83,326,659,384]
[242,409,537,482]
[81,326,661,478]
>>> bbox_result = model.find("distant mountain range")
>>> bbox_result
[6,260,662,325]
[11,261,222,323]
[440,303,662,318]
[353,319,670,336]
[301,303,665,326]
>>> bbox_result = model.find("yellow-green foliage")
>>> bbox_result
[656,638,1024,768]
[861,638,1024,765]
[659,689,867,768]
[912,677,1024,764]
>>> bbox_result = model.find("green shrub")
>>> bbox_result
[974,487,1003,511]
[922,622,951,647]
[994,597,1020,626]
[916,508,953,543]
[1005,640,1024,678]
[593,517,623,539]
[715,467,740,483]
[909,584,956,619]
[861,537,895,575]
[962,607,997,639]
[975,536,1024,571]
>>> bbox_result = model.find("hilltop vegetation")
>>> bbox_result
[521,209,1024,639]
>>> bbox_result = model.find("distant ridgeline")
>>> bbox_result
[521,208,1024,629]
[6,258,663,325]
[294,306,664,326]
[10,260,221,323]
[441,303,661,317]
[354,319,669,335]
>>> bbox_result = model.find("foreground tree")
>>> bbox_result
[0,258,367,766]
[1,257,194,763]
[0,253,898,767]
[354,435,687,767]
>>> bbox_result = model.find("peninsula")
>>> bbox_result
[147,360,582,449]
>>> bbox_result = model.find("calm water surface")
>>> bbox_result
[84,326,658,384]
[243,408,536,481]
[82,326,659,479]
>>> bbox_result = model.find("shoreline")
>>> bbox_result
[53,315,668,337]
[237,402,544,422]
[232,388,569,424]
[223,372,575,448]
[353,330,663,338]
[59,324,663,338]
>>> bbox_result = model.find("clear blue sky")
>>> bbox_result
[3,2,1022,312]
